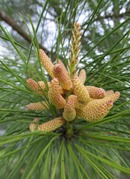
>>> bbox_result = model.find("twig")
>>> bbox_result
[0,11,49,54]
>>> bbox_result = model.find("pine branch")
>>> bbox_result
[94,10,130,21]
[0,11,49,54]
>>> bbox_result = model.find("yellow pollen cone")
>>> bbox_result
[37,81,50,90]
[39,49,54,78]
[48,78,66,109]
[38,80,64,95]
[105,90,114,96]
[26,101,48,110]
[63,95,77,121]
[53,64,72,90]
[76,98,113,122]
[26,78,45,96]
[49,78,61,92]
[29,118,39,131]
[29,117,65,132]
[63,107,76,121]
[58,59,68,72]
[59,86,65,95]
[85,86,105,99]
[105,91,120,103]
[37,81,46,89]
[26,78,39,91]
[67,95,77,108]
[78,69,86,84]
[73,75,90,104]
[75,101,86,110]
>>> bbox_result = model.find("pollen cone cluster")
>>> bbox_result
[26,22,120,133]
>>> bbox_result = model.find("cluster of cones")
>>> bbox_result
[26,49,120,133]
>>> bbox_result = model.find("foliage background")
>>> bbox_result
[0,0,130,178]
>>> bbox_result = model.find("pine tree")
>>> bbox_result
[0,0,130,178]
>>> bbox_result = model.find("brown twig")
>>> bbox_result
[94,11,130,22]
[0,11,49,54]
